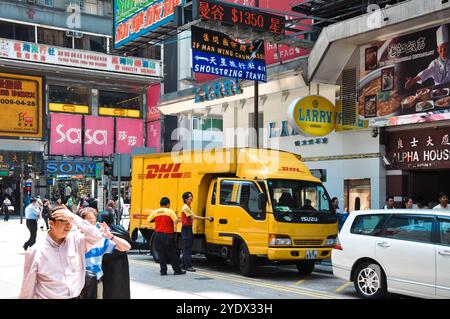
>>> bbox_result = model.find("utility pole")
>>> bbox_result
[254,0,260,148]
[117,155,121,225]
[19,160,24,224]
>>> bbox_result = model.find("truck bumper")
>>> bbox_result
[267,247,332,261]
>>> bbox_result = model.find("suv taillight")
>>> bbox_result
[334,236,343,250]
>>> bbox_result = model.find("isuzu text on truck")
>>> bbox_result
[129,148,337,276]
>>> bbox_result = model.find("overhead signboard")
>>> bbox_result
[194,0,285,35]
[0,38,161,77]
[0,73,43,139]
[114,0,186,50]
[98,107,140,118]
[191,26,266,82]
[359,23,450,124]
[287,95,335,137]
[45,160,97,176]
[48,103,89,114]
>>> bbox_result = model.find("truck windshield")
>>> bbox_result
[267,179,333,214]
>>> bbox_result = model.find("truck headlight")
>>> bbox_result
[269,234,292,246]
[325,238,336,246]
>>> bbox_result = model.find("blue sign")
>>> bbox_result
[191,26,267,82]
[195,78,242,103]
[45,161,97,176]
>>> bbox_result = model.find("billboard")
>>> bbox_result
[147,84,161,122]
[114,0,185,50]
[191,26,266,82]
[359,23,450,124]
[116,118,144,154]
[49,113,82,156]
[147,121,161,152]
[0,73,43,139]
[84,116,114,157]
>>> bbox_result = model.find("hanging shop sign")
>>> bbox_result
[194,0,285,35]
[49,113,83,156]
[0,73,43,138]
[45,160,97,176]
[287,95,335,137]
[194,78,242,103]
[116,118,144,154]
[114,0,185,49]
[48,103,89,114]
[98,107,140,118]
[386,127,450,170]
[191,26,266,82]
[359,23,450,123]
[0,38,160,77]
[84,116,114,157]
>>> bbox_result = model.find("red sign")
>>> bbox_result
[116,118,144,154]
[138,163,192,179]
[146,84,161,122]
[386,127,450,170]
[49,113,82,156]
[84,116,114,157]
[147,121,161,152]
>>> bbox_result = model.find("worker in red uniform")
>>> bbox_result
[147,197,186,276]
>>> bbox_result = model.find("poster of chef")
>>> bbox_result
[359,23,450,122]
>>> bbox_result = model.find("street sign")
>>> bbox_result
[113,154,131,178]
[191,26,266,82]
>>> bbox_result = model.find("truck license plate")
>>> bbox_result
[305,250,318,259]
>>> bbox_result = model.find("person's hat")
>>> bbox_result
[437,25,449,46]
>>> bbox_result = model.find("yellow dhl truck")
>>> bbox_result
[129,148,337,276]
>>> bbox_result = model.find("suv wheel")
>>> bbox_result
[354,262,387,299]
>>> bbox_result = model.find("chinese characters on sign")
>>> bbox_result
[295,138,329,147]
[196,0,285,35]
[191,26,266,82]
[387,128,450,170]
[0,73,42,138]
[0,38,160,77]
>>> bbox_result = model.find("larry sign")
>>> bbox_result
[194,78,242,103]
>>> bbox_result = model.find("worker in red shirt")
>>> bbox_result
[147,197,186,276]
[181,192,213,272]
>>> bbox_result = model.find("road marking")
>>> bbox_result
[335,281,353,293]
[294,279,305,286]
[129,259,343,299]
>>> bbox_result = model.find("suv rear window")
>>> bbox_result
[351,214,387,236]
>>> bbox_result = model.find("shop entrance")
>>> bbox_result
[409,170,450,208]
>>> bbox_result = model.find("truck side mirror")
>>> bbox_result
[258,193,267,214]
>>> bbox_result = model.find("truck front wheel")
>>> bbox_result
[239,242,257,277]
[296,260,315,276]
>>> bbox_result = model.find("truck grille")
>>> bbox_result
[293,239,323,246]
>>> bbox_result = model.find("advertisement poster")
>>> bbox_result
[114,0,185,49]
[84,116,114,157]
[359,23,450,122]
[116,118,144,154]
[191,26,266,82]
[147,121,161,152]
[147,84,161,122]
[0,73,43,138]
[49,113,83,156]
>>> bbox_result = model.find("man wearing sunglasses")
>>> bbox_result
[19,205,102,299]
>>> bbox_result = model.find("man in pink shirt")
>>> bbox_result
[19,205,102,299]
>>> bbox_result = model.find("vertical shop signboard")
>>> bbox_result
[49,113,83,156]
[146,121,161,153]
[84,116,114,157]
[116,118,144,154]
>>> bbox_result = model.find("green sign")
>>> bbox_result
[0,171,9,176]
[116,0,157,22]
[95,162,104,179]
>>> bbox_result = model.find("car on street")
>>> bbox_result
[332,209,450,299]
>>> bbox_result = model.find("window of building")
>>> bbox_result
[344,178,371,212]
[0,21,35,42]
[44,0,54,6]
[48,85,90,105]
[38,27,72,48]
[98,90,141,110]
[382,215,434,244]
[75,34,107,53]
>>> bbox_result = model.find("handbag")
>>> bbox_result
[7,206,14,213]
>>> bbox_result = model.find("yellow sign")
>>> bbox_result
[288,95,335,137]
[49,103,89,114]
[0,73,43,138]
[98,107,140,118]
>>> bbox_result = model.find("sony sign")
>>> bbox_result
[45,161,97,176]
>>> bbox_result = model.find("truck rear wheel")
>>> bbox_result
[239,242,257,277]
[296,260,315,276]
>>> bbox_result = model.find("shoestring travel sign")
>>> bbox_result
[114,0,186,49]
[0,73,43,139]
[191,26,267,82]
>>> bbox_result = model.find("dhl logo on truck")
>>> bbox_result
[280,166,305,173]
[138,163,192,179]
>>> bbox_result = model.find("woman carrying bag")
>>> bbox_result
[2,196,13,222]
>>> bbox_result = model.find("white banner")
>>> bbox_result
[0,38,161,78]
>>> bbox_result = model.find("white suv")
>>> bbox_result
[332,209,450,299]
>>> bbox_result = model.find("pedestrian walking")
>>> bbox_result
[2,195,12,222]
[147,197,186,276]
[41,199,50,230]
[79,207,131,299]
[23,198,40,251]
[180,192,213,272]
[19,205,102,299]
[433,192,449,210]
[104,200,117,225]
[332,197,348,231]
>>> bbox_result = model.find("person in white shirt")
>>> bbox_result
[433,192,449,210]
[405,25,450,89]
[383,196,395,209]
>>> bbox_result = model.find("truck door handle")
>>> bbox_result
[439,250,450,256]
[377,242,390,248]
[219,219,228,224]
